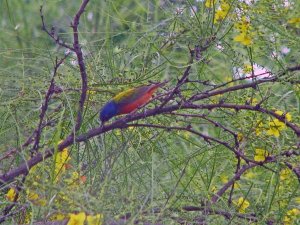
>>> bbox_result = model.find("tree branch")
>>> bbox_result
[40,6,74,50]
[71,0,90,132]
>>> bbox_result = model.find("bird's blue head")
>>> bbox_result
[100,101,118,122]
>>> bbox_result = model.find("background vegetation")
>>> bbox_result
[0,0,299,224]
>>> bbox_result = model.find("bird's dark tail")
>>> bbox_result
[148,80,168,92]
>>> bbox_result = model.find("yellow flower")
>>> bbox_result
[26,190,47,206]
[205,0,216,8]
[210,185,217,193]
[243,64,252,73]
[50,213,67,221]
[183,131,190,139]
[250,98,258,105]
[237,133,244,142]
[55,146,71,179]
[288,17,300,24]
[288,208,300,215]
[234,33,252,46]
[86,214,103,225]
[6,188,17,202]
[233,182,240,189]
[233,197,250,213]
[58,148,70,165]
[280,168,291,181]
[244,171,256,179]
[24,212,32,224]
[68,212,86,225]
[234,17,254,46]
[220,175,228,183]
[87,90,97,101]
[275,110,292,122]
[283,208,300,225]
[246,97,258,105]
[214,1,230,23]
[87,90,96,95]
[27,190,39,201]
[234,17,251,32]
[254,148,269,162]
[267,119,286,137]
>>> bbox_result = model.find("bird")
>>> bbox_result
[99,82,164,123]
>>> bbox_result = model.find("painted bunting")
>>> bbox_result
[99,83,163,123]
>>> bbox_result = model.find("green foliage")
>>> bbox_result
[0,0,299,224]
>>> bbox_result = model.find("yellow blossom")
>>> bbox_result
[254,148,269,162]
[246,97,258,105]
[275,110,292,122]
[54,145,71,179]
[86,214,103,225]
[280,168,291,181]
[233,182,240,189]
[24,212,32,224]
[267,119,286,137]
[237,133,244,142]
[214,1,231,23]
[6,188,17,202]
[250,98,258,105]
[210,185,217,193]
[27,190,39,201]
[288,17,300,24]
[283,208,300,225]
[244,171,256,179]
[220,175,228,183]
[234,17,253,46]
[243,64,252,73]
[68,212,86,225]
[295,197,300,204]
[50,213,67,221]
[26,190,47,206]
[214,10,227,23]
[87,90,96,95]
[234,17,251,32]
[233,197,250,213]
[205,0,216,8]
[183,131,190,139]
[234,33,252,46]
[87,90,97,101]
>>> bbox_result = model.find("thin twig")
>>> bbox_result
[40,6,74,50]
[32,55,69,153]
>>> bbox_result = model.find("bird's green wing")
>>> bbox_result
[112,86,150,106]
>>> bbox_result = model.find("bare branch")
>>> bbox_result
[211,164,257,203]
[71,0,90,132]
[40,6,74,50]
[32,55,69,153]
